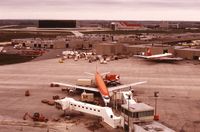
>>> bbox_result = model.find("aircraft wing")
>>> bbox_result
[147,53,172,59]
[134,55,149,59]
[134,53,172,59]
[51,82,99,92]
[108,81,147,92]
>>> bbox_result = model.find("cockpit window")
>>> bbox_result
[104,96,110,99]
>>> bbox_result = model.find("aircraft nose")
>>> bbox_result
[104,98,110,104]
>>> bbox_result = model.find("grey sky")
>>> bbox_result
[0,0,200,20]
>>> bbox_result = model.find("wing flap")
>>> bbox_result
[150,57,183,61]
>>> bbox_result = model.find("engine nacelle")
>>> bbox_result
[50,83,60,87]
[69,87,76,93]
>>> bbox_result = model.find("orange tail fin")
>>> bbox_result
[146,48,152,56]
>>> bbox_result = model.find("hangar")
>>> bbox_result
[38,20,77,28]
[175,48,200,60]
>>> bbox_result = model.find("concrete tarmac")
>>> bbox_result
[0,58,200,131]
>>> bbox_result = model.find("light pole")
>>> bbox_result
[113,91,117,110]
[127,94,131,131]
[154,91,159,121]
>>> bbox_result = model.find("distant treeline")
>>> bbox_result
[0,31,72,42]
[0,20,37,26]
[82,29,200,35]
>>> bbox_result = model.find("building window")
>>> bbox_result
[50,45,54,49]
[66,44,69,48]
[22,43,26,47]
[138,111,154,118]
[132,112,138,118]
[125,109,129,116]
[193,56,199,60]
[163,49,168,54]
[44,44,47,48]
[89,44,92,48]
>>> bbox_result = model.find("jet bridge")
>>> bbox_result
[55,97,121,128]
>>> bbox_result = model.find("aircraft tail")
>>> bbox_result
[84,62,98,76]
[145,48,152,56]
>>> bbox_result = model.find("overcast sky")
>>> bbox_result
[0,0,200,21]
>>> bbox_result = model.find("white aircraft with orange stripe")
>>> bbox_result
[51,72,146,105]
[134,48,183,62]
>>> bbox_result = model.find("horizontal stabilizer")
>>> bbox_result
[108,81,147,92]
[101,72,110,76]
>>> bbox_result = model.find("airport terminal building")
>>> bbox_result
[38,20,77,28]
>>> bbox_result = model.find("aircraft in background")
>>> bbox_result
[134,48,183,62]
[51,71,146,106]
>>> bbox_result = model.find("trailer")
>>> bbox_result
[76,79,94,87]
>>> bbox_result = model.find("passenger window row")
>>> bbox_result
[70,103,100,112]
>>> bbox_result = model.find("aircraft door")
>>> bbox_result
[163,49,168,54]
